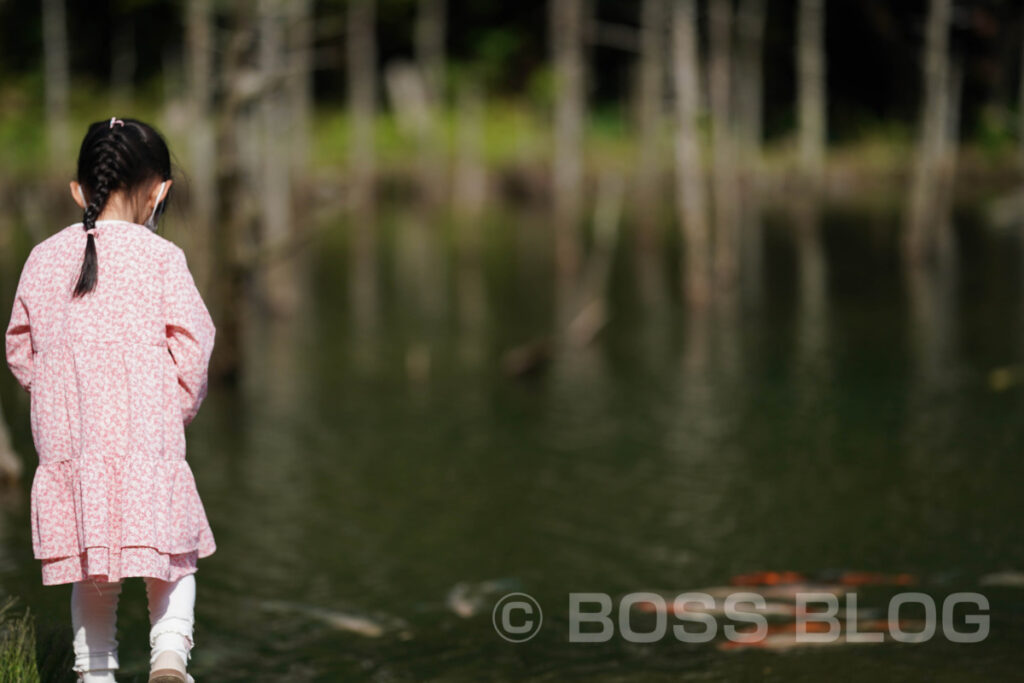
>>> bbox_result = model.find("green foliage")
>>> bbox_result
[473,28,523,90]
[0,598,40,683]
[525,66,555,110]
[974,103,1016,159]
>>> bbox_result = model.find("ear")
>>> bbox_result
[148,178,173,209]
[70,181,86,210]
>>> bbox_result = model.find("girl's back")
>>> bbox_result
[5,120,216,591]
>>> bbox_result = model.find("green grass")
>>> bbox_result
[0,597,40,683]
[0,77,1021,187]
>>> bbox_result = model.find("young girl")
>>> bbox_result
[5,117,216,683]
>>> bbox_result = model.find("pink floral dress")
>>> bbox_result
[5,219,216,586]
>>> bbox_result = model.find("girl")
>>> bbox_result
[5,117,216,683]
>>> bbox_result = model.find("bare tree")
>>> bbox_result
[1016,9,1024,289]
[637,0,667,223]
[259,0,298,313]
[797,0,827,187]
[287,0,314,174]
[905,0,953,264]
[42,0,70,166]
[415,0,446,107]
[550,0,586,277]
[735,0,766,166]
[186,0,214,150]
[453,82,487,219]
[1020,6,1024,178]
[186,0,215,287]
[708,0,739,286]
[348,0,378,209]
[672,0,711,307]
[635,0,668,304]
[209,0,257,382]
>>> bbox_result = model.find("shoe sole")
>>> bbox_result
[149,672,187,683]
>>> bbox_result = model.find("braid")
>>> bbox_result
[71,117,173,298]
[74,137,122,297]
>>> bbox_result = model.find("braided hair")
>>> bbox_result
[73,118,172,297]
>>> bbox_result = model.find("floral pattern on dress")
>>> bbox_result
[5,220,216,585]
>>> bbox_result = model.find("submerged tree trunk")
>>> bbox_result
[905,0,952,264]
[550,0,586,278]
[708,0,739,287]
[348,0,377,209]
[797,0,827,188]
[735,0,766,168]
[42,0,70,166]
[672,0,711,307]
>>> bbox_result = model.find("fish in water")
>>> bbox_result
[630,593,872,622]
[694,584,847,600]
[730,570,917,588]
[259,599,410,639]
[446,578,524,618]
[979,570,1024,587]
[717,619,928,652]
[630,596,800,618]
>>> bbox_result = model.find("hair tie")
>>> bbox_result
[109,117,124,129]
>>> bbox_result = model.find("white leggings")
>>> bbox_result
[71,573,196,682]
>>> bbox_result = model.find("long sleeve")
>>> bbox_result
[164,247,215,426]
[5,251,36,392]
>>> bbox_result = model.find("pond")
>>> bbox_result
[2,202,1024,681]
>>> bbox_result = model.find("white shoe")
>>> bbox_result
[148,651,189,683]
[76,673,117,683]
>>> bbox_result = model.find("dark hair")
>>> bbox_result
[73,118,172,297]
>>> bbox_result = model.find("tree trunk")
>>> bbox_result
[635,0,668,305]
[348,0,377,209]
[259,0,298,314]
[637,0,667,228]
[708,0,739,287]
[415,0,447,204]
[287,0,314,176]
[42,0,70,166]
[1019,6,1024,179]
[415,0,446,107]
[735,0,766,167]
[550,0,586,278]
[186,0,213,116]
[453,83,487,219]
[797,0,827,188]
[672,0,711,307]
[186,0,215,288]
[905,0,952,264]
[935,54,962,267]
[209,1,257,384]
